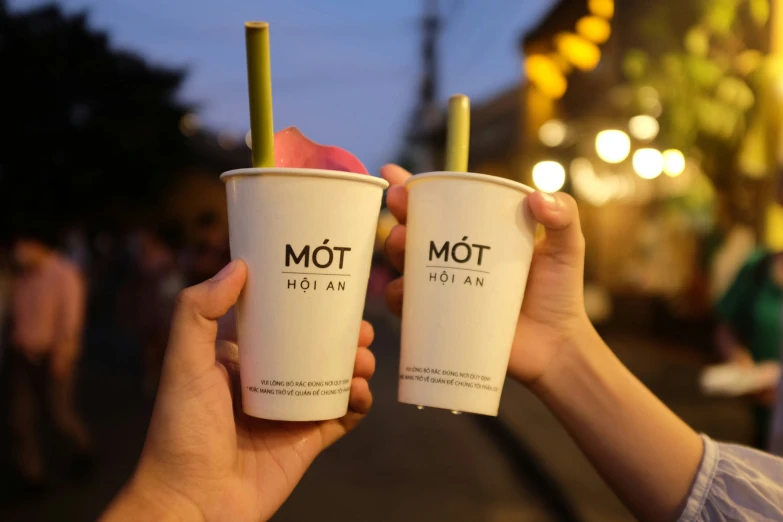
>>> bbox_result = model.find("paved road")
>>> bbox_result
[0,307,553,522]
[272,310,553,522]
[0,301,758,522]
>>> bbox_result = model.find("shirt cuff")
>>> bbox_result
[677,435,719,522]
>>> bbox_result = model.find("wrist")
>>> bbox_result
[529,318,607,400]
[102,469,204,522]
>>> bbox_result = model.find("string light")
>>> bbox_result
[629,115,659,141]
[533,161,567,192]
[633,148,664,179]
[663,149,686,177]
[595,130,631,164]
[538,119,568,147]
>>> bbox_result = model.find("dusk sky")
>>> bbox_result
[10,0,554,173]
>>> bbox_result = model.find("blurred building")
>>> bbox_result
[429,0,782,334]
[519,0,704,312]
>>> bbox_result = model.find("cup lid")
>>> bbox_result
[221,167,389,189]
[405,171,533,194]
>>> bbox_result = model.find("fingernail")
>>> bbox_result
[539,192,560,208]
[212,260,237,281]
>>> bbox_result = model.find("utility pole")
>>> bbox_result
[408,0,442,172]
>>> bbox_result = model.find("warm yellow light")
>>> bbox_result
[179,113,200,136]
[555,32,601,71]
[595,130,630,164]
[589,0,614,19]
[218,130,238,150]
[633,148,664,179]
[576,16,611,44]
[638,85,662,117]
[525,54,568,99]
[735,49,763,76]
[629,115,659,141]
[375,209,398,248]
[663,149,686,177]
[533,161,566,193]
[538,119,567,147]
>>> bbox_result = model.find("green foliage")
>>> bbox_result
[623,0,770,183]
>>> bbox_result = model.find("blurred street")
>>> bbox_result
[2,0,783,520]
[0,297,754,522]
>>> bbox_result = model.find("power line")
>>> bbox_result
[442,0,523,88]
[90,0,418,43]
[196,64,417,95]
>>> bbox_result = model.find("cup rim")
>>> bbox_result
[404,171,533,194]
[220,167,389,189]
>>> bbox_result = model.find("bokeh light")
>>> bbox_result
[588,0,614,19]
[663,149,686,177]
[178,113,200,136]
[245,130,252,149]
[533,160,567,193]
[555,32,602,71]
[638,86,662,117]
[525,54,568,99]
[218,130,238,150]
[633,148,664,179]
[595,130,631,163]
[576,16,611,44]
[538,119,567,147]
[628,115,659,141]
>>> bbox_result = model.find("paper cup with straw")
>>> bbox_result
[398,94,537,416]
[222,22,387,421]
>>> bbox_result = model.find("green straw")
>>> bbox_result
[245,22,274,168]
[445,94,470,172]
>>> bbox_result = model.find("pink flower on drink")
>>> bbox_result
[274,127,368,174]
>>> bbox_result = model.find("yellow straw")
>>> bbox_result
[245,22,274,168]
[445,94,470,172]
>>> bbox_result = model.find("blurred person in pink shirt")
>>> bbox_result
[7,223,90,484]
[118,225,184,394]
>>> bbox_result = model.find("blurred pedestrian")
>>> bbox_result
[714,249,783,449]
[182,211,230,287]
[0,246,12,371]
[65,226,91,274]
[7,223,90,485]
[767,175,783,456]
[181,211,234,341]
[118,224,184,394]
[706,195,756,303]
[101,169,783,521]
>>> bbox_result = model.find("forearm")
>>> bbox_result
[531,325,703,522]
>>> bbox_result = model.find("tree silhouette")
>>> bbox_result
[0,3,192,238]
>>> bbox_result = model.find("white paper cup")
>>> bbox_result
[398,171,535,416]
[221,168,388,421]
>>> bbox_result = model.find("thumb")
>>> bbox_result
[526,192,585,264]
[164,260,247,379]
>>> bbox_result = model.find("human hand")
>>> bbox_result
[102,259,376,522]
[382,164,589,385]
[727,348,755,368]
